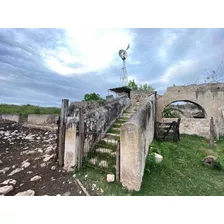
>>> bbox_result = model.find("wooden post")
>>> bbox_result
[58,99,69,167]
[78,108,84,170]
[215,118,220,140]
[154,91,157,139]
[116,140,120,182]
[210,117,215,149]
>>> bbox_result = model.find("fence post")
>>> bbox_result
[58,99,69,167]
[116,140,120,182]
[78,107,84,169]
[210,117,215,149]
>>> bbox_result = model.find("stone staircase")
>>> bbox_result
[86,105,140,173]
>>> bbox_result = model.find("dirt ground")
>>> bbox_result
[0,119,86,196]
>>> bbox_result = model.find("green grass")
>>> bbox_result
[107,127,120,134]
[0,104,60,117]
[77,134,224,196]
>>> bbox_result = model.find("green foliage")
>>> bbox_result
[83,93,106,105]
[149,146,161,155]
[162,107,181,118]
[213,157,224,170]
[0,104,60,117]
[127,79,154,91]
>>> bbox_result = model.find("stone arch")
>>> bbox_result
[162,100,207,118]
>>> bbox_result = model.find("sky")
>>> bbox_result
[0,28,224,107]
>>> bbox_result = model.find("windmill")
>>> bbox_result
[118,44,130,86]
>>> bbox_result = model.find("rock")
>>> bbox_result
[0,160,3,165]
[25,134,35,140]
[51,166,56,170]
[8,168,23,176]
[15,189,35,196]
[72,174,76,178]
[62,191,71,196]
[43,154,54,162]
[79,191,82,195]
[107,174,115,182]
[154,153,163,163]
[40,163,46,168]
[1,179,17,185]
[56,194,61,196]
[203,156,217,167]
[51,177,56,181]
[30,176,41,182]
[36,137,41,140]
[37,149,43,153]
[21,161,30,169]
[0,185,13,195]
[27,171,33,174]
[12,165,16,169]
[0,167,10,174]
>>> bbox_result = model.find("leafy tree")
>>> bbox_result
[128,79,155,91]
[127,79,138,90]
[83,93,106,104]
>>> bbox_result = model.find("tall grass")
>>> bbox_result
[0,104,61,117]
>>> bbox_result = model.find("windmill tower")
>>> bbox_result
[118,44,130,86]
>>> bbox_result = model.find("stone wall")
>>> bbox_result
[120,93,156,191]
[27,114,58,125]
[161,117,210,138]
[0,114,21,123]
[130,90,155,107]
[64,95,131,170]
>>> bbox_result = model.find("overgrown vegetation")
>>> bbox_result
[77,134,224,196]
[83,93,106,105]
[0,104,60,117]
[127,79,155,91]
[162,106,181,118]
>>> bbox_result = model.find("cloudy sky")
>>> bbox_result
[0,28,224,107]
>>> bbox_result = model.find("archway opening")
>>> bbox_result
[162,100,206,119]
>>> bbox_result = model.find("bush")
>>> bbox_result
[213,157,224,170]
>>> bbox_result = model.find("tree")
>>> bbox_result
[83,93,106,104]
[83,93,101,101]
[128,79,155,91]
[204,61,224,83]
[127,79,138,90]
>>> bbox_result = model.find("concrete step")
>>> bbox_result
[112,127,120,132]
[106,133,120,137]
[96,148,116,156]
[101,137,118,145]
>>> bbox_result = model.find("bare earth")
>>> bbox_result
[0,120,85,196]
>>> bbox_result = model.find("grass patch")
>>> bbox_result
[78,134,224,196]
[107,127,120,134]
[0,104,60,117]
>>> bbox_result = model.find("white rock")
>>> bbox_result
[27,171,33,174]
[43,154,54,162]
[62,192,71,196]
[51,166,56,170]
[154,153,163,163]
[12,165,16,169]
[99,160,108,168]
[0,159,3,164]
[2,179,17,185]
[37,149,43,153]
[30,176,41,182]
[25,134,35,140]
[56,194,61,196]
[79,191,82,195]
[8,168,23,176]
[106,174,115,183]
[40,163,46,168]
[36,137,41,140]
[21,161,30,169]
[0,167,10,174]
[72,174,76,178]
[15,189,35,196]
[0,185,13,195]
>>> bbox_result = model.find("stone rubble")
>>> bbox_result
[106,174,115,183]
[0,185,13,195]
[8,168,24,176]
[1,179,17,185]
[15,189,35,196]
[30,176,41,182]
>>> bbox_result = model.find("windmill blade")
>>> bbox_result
[126,44,130,51]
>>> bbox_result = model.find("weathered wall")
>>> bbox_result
[64,95,130,170]
[120,94,155,191]
[161,118,210,138]
[130,90,155,107]
[157,83,224,136]
[0,114,21,122]
[27,114,58,125]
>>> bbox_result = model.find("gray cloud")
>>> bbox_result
[0,28,224,106]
